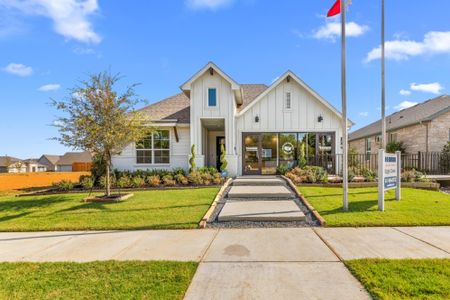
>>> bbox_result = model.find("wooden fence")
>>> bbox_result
[72,162,92,172]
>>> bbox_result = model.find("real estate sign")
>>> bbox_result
[378,149,401,211]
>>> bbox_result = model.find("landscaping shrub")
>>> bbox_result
[212,173,223,185]
[99,176,116,189]
[386,141,406,153]
[187,171,203,185]
[285,166,328,184]
[174,174,189,185]
[80,176,94,190]
[189,145,196,173]
[116,175,132,189]
[162,175,176,186]
[172,168,186,176]
[131,176,146,188]
[276,164,290,175]
[402,169,429,183]
[201,173,213,185]
[220,143,227,173]
[197,166,218,175]
[361,168,376,182]
[53,180,74,191]
[147,175,161,187]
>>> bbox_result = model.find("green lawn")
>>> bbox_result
[346,259,450,300]
[0,260,197,300]
[299,187,450,226]
[0,188,219,231]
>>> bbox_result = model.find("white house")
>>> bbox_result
[112,62,350,176]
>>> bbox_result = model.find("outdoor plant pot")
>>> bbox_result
[84,193,134,203]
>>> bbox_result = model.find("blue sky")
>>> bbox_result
[1,0,450,158]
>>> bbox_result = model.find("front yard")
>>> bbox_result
[299,187,450,226]
[346,259,450,300]
[0,261,197,300]
[0,188,219,231]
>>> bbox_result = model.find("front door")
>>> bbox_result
[243,133,261,175]
[216,136,225,170]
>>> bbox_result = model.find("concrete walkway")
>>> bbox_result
[1,227,449,299]
[217,176,306,222]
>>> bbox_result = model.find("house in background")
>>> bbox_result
[112,62,351,176]
[38,155,61,171]
[349,95,450,155]
[55,152,92,172]
[0,156,26,173]
[23,159,47,172]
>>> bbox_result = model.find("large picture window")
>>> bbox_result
[136,130,170,164]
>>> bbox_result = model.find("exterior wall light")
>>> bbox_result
[318,115,323,123]
[255,115,260,123]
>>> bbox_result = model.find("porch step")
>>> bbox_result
[218,200,306,222]
[232,177,286,186]
[227,185,294,199]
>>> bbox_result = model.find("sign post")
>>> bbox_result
[378,149,401,211]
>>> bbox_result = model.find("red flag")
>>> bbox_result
[327,0,341,17]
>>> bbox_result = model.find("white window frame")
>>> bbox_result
[284,91,292,111]
[136,130,171,165]
[207,87,218,108]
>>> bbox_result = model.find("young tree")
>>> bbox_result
[52,71,151,196]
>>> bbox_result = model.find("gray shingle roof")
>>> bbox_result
[138,93,190,123]
[0,156,22,167]
[40,155,61,165]
[349,95,450,141]
[56,152,92,165]
[139,84,268,122]
[238,84,268,112]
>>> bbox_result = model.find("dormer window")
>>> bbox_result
[285,92,291,109]
[208,88,217,107]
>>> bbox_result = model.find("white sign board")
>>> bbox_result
[378,150,401,211]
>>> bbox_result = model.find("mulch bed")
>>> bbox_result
[84,193,134,202]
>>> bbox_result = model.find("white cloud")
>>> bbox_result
[0,0,101,44]
[2,63,33,76]
[410,82,444,95]
[38,83,60,92]
[399,89,411,96]
[185,0,234,10]
[365,31,450,62]
[395,101,418,111]
[359,112,368,117]
[313,21,369,41]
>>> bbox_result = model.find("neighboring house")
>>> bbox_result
[38,154,61,171]
[23,159,47,172]
[112,62,351,176]
[349,95,450,155]
[0,156,26,173]
[55,152,93,172]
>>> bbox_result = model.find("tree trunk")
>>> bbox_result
[105,158,111,197]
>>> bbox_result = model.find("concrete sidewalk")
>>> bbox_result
[1,227,449,299]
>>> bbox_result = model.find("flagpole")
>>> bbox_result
[381,0,386,150]
[341,0,349,211]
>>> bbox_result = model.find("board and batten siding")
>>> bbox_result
[236,79,343,171]
[111,126,190,171]
[190,71,236,156]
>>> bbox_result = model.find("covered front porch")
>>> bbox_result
[200,118,226,170]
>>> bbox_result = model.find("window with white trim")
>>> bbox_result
[208,88,217,107]
[285,92,291,109]
[136,130,170,164]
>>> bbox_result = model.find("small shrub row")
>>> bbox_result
[285,166,328,184]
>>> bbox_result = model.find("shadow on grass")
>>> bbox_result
[304,190,378,199]
[0,196,74,212]
[53,203,209,214]
[318,199,380,215]
[0,212,31,222]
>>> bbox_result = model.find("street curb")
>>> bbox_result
[199,178,232,228]
[281,175,326,226]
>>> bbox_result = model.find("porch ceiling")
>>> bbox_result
[201,119,225,131]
